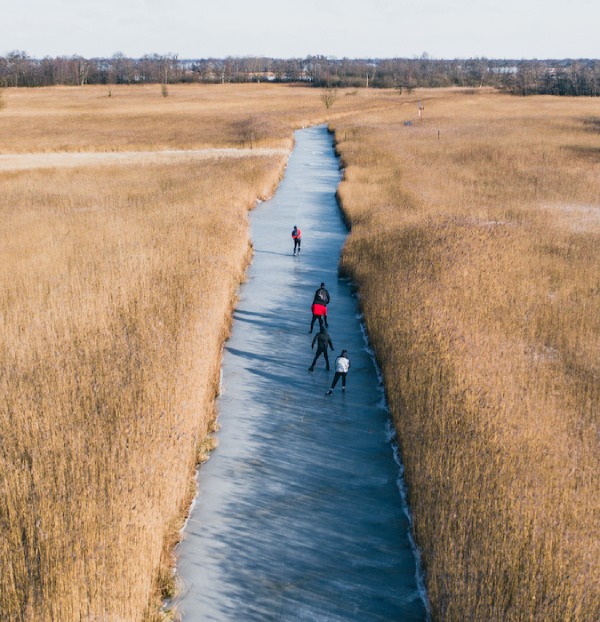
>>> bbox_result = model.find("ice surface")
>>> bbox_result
[172,125,427,621]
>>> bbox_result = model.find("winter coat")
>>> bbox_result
[334,355,350,374]
[313,287,330,305]
[312,331,333,352]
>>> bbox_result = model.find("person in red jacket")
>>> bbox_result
[291,225,302,256]
[309,282,330,333]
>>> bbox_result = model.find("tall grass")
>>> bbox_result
[0,83,395,154]
[0,83,399,621]
[6,83,597,621]
[332,90,599,620]
[0,156,286,620]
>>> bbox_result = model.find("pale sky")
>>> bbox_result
[2,0,599,60]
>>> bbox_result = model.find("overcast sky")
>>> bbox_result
[2,0,599,60]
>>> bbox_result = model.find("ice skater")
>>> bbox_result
[326,349,350,395]
[308,326,334,371]
[291,225,302,256]
[309,282,330,333]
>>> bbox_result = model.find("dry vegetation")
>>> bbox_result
[0,82,391,154]
[1,83,598,621]
[0,84,395,621]
[331,89,600,620]
[0,157,289,621]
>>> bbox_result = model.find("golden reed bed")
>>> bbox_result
[0,84,392,621]
[332,89,599,621]
[0,84,598,621]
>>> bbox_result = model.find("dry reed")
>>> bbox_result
[6,83,596,621]
[0,83,397,621]
[0,157,287,620]
[0,83,394,154]
[332,89,599,621]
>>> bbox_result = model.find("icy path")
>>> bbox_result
[172,125,428,621]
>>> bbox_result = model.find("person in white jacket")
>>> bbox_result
[326,349,350,395]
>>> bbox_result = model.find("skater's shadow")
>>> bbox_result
[225,346,273,364]
[253,249,291,257]
[233,309,278,328]
[234,309,267,318]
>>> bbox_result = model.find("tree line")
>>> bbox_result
[1,51,600,96]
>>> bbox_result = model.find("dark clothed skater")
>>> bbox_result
[308,327,334,371]
[291,225,302,256]
[326,350,350,395]
[309,282,331,333]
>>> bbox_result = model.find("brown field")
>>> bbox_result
[331,89,600,620]
[0,84,395,621]
[0,84,598,621]
[0,82,394,154]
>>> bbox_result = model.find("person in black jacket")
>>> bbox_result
[308,326,334,371]
[309,282,331,332]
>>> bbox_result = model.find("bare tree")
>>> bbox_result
[75,56,89,86]
[233,116,269,149]
[6,51,30,87]
[111,52,134,84]
[321,85,338,109]
[365,65,376,87]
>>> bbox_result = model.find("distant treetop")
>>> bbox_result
[1,52,598,96]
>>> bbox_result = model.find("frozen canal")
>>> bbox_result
[172,125,428,621]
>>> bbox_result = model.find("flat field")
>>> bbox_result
[331,89,600,621]
[0,84,395,621]
[0,84,598,621]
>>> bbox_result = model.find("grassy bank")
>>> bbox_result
[0,156,289,620]
[0,84,396,620]
[331,89,599,620]
[3,83,597,621]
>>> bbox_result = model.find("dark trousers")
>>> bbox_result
[330,371,347,389]
[310,313,328,332]
[294,238,301,253]
[310,348,330,370]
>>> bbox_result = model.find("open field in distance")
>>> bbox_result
[0,82,397,154]
[0,84,598,621]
